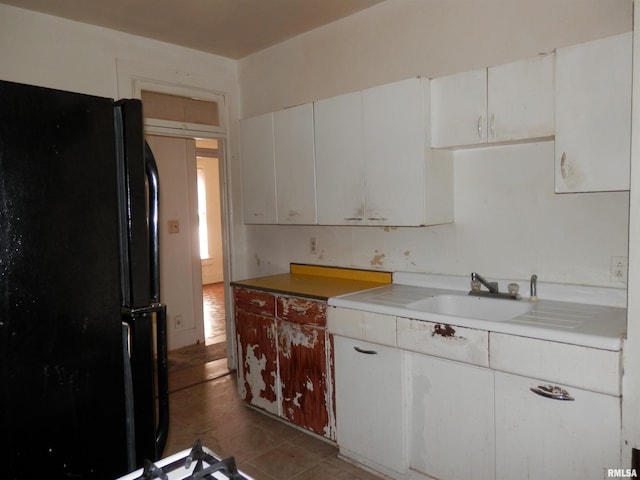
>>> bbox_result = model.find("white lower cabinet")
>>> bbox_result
[331,310,622,480]
[494,371,621,480]
[333,335,408,479]
[409,353,495,480]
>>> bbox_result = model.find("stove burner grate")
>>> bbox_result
[133,440,250,480]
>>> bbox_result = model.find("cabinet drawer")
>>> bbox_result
[490,332,621,396]
[327,307,396,347]
[277,295,326,325]
[233,287,276,316]
[397,317,489,367]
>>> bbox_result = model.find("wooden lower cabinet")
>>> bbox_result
[278,321,332,437]
[234,287,335,439]
[235,309,278,414]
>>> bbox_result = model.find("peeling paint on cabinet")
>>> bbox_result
[234,286,335,439]
[235,309,278,414]
[278,320,331,437]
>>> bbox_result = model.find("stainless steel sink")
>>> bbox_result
[406,294,533,322]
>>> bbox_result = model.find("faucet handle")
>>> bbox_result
[530,274,538,302]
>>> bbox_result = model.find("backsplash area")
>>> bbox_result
[243,141,629,289]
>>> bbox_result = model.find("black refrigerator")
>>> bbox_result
[0,80,169,479]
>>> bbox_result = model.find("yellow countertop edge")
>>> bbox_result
[289,263,392,284]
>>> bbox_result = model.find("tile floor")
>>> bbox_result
[163,283,381,479]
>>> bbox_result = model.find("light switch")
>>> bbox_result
[168,220,180,234]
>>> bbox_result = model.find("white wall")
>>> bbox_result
[0,4,243,349]
[236,0,632,288]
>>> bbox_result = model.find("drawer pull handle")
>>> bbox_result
[249,299,266,307]
[291,307,307,314]
[530,385,575,401]
[354,346,378,355]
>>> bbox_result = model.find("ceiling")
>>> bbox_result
[1,0,386,59]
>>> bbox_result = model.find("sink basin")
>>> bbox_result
[406,294,533,322]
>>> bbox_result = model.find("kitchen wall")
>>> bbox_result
[237,0,633,288]
[0,4,241,349]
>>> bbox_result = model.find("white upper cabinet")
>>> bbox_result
[239,103,316,225]
[314,77,454,226]
[431,68,487,148]
[273,103,317,224]
[488,54,555,143]
[314,90,366,225]
[431,54,554,148]
[239,112,277,224]
[555,32,632,193]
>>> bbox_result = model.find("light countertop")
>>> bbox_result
[328,273,627,351]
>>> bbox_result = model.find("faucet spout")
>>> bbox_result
[471,272,499,294]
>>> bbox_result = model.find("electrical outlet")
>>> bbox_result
[310,237,317,255]
[610,256,628,283]
[174,315,184,330]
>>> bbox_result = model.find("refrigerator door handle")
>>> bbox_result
[144,141,160,304]
[154,304,170,454]
[142,142,169,456]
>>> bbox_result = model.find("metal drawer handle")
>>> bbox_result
[530,385,575,401]
[354,346,378,355]
[291,306,308,314]
[249,299,266,307]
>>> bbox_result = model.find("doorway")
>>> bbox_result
[196,139,226,348]
[139,86,232,370]
[146,134,228,367]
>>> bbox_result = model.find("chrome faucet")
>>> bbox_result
[470,272,499,294]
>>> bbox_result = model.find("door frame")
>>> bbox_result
[116,67,237,369]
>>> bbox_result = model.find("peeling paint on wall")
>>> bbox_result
[370,250,386,266]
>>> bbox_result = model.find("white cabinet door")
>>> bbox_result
[314,91,366,225]
[334,336,408,479]
[488,53,554,143]
[273,103,317,224]
[315,77,453,226]
[363,78,428,226]
[555,32,632,193]
[239,112,276,224]
[432,54,554,148]
[495,371,621,480]
[362,77,453,226]
[409,353,495,480]
[431,68,487,148]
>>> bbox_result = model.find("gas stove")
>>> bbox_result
[116,440,253,480]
